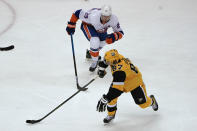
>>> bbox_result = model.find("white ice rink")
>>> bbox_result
[0,0,197,131]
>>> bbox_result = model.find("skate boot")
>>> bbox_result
[103,115,115,123]
[150,95,158,111]
[89,61,98,72]
[86,49,91,59]
[98,55,101,61]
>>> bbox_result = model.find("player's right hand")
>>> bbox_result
[96,94,108,112]
[97,69,106,78]
[66,22,76,35]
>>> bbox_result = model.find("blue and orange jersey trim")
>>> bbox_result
[70,9,82,23]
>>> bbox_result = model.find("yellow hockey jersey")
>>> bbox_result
[110,55,143,92]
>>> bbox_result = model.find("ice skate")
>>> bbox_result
[150,95,158,111]
[86,49,91,59]
[103,115,115,123]
[89,61,98,72]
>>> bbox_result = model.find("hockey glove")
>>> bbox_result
[97,94,108,112]
[97,69,106,78]
[105,33,116,44]
[105,32,123,44]
[66,22,76,35]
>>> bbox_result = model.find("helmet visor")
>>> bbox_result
[104,58,111,65]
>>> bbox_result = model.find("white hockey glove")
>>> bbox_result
[96,95,108,112]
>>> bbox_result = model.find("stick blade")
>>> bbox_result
[26,119,41,124]
[0,45,14,51]
[77,86,88,91]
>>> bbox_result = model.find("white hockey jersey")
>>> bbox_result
[77,8,123,34]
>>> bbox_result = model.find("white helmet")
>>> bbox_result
[101,5,112,16]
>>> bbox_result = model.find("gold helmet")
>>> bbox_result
[104,49,120,65]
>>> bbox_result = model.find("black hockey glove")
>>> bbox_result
[96,94,108,112]
[97,69,106,78]
[66,22,76,35]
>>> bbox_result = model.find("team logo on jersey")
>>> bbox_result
[111,52,115,56]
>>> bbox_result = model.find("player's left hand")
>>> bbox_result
[97,95,108,112]
[105,33,116,44]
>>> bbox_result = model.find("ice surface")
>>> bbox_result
[0,0,197,131]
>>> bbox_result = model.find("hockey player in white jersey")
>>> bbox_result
[66,5,124,72]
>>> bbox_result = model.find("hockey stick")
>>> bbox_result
[26,75,98,124]
[70,34,92,91]
[0,45,14,51]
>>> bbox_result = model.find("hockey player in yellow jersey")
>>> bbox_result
[96,49,158,123]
